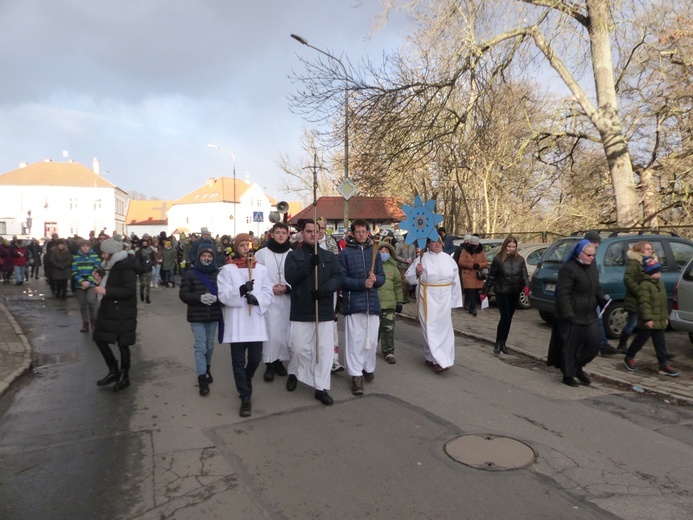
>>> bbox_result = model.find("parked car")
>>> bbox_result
[669,257,693,344]
[530,232,693,338]
[484,243,550,309]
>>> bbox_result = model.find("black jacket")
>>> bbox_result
[554,258,605,324]
[179,269,223,323]
[285,243,343,322]
[94,255,138,346]
[482,254,529,296]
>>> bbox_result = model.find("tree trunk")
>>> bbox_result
[587,0,641,227]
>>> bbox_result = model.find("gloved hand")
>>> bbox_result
[311,288,327,301]
[395,303,403,314]
[310,253,319,267]
[200,293,217,305]
[245,293,260,306]
[472,263,480,270]
[522,286,530,297]
[239,280,254,296]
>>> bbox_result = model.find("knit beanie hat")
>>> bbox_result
[234,233,252,251]
[643,256,662,275]
[584,230,602,244]
[101,234,124,254]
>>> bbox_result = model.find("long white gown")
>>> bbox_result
[254,247,291,362]
[217,262,274,343]
[405,251,463,368]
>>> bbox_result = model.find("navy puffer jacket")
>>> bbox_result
[338,236,385,316]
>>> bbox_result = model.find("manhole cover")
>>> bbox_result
[445,434,535,471]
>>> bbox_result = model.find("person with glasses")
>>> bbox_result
[547,239,607,387]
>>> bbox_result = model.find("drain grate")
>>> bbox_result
[445,434,535,471]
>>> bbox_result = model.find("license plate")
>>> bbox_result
[545,283,555,293]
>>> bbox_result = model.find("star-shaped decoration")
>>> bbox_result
[399,195,444,250]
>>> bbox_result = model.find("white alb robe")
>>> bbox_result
[217,262,274,343]
[288,321,334,391]
[254,247,291,362]
[405,251,463,368]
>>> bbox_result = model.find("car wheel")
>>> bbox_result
[518,292,531,309]
[603,303,627,339]
[538,310,553,324]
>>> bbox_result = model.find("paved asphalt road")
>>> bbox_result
[1,279,692,519]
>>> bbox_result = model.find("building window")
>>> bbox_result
[94,199,101,210]
[0,222,6,234]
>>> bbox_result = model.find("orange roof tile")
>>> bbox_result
[175,177,250,204]
[0,161,117,188]
[288,196,405,224]
[126,200,173,226]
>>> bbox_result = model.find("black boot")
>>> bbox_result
[113,370,130,392]
[263,363,275,382]
[500,340,509,354]
[273,359,287,377]
[493,341,501,355]
[206,365,213,383]
[140,291,144,302]
[198,374,210,396]
[239,397,252,417]
[96,342,119,386]
[97,368,120,387]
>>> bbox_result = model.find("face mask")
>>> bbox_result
[380,253,390,262]
[200,258,213,266]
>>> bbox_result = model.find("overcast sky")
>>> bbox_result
[0,1,408,202]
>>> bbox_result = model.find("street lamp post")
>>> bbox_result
[291,33,350,232]
[207,144,237,237]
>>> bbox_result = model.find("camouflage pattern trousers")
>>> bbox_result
[378,309,396,357]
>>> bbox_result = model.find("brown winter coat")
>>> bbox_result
[48,247,73,280]
[458,248,489,290]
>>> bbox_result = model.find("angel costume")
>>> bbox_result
[405,250,463,369]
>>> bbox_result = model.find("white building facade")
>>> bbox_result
[166,178,274,238]
[0,160,129,239]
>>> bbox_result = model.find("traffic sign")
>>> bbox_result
[253,211,264,223]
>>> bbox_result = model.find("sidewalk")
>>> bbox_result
[1,285,692,403]
[0,301,32,397]
[399,299,693,404]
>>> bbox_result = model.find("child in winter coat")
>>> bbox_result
[623,257,679,376]
[376,242,405,364]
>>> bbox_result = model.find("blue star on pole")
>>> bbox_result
[399,195,444,250]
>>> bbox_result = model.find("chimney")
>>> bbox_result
[93,158,100,175]
[207,177,215,187]
[19,162,28,168]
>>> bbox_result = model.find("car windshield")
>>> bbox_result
[542,239,581,264]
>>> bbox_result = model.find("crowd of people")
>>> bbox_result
[1,222,681,411]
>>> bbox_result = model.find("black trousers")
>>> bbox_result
[230,342,263,400]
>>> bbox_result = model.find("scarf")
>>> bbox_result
[267,238,291,253]
[232,255,255,269]
[98,250,128,301]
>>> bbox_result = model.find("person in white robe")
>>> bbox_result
[338,220,386,396]
[405,238,463,372]
[217,233,274,417]
[254,222,292,382]
[284,220,343,405]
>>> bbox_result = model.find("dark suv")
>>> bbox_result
[529,232,693,338]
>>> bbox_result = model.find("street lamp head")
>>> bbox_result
[290,34,308,45]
